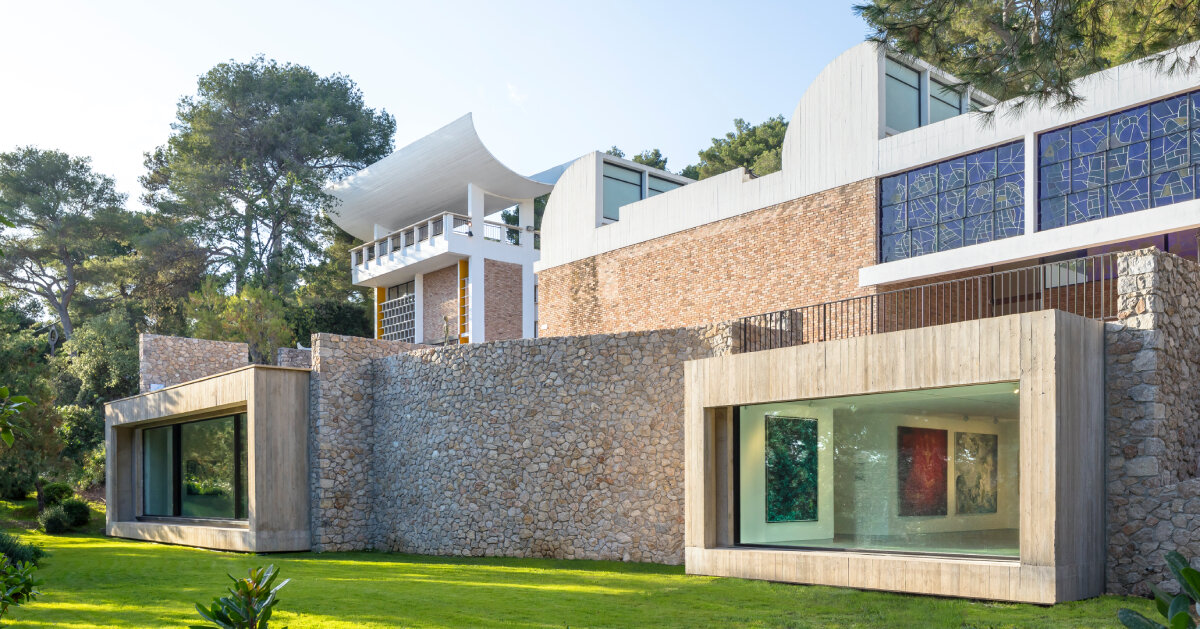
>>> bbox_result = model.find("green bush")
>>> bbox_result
[0,470,34,501]
[0,530,44,565]
[0,559,41,622]
[1119,550,1200,628]
[37,505,69,534]
[41,482,73,507]
[59,498,90,528]
[193,564,289,629]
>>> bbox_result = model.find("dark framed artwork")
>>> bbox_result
[897,426,948,517]
[764,416,819,522]
[955,432,999,514]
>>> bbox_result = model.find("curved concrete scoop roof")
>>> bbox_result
[325,113,556,241]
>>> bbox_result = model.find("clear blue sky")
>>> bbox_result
[0,0,872,206]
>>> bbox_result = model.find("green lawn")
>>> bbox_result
[1,500,1156,628]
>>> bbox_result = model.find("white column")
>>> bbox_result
[518,198,534,250]
[466,184,487,343]
[413,272,424,344]
[518,197,536,338]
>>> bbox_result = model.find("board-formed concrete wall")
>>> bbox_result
[1107,248,1200,595]
[138,334,248,393]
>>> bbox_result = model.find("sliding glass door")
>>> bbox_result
[142,413,248,520]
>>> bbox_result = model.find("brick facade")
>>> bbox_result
[537,179,877,337]
[485,259,523,341]
[422,264,459,344]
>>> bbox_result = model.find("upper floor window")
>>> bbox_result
[1038,91,1200,230]
[930,79,963,124]
[386,281,414,301]
[648,175,682,197]
[602,163,642,221]
[880,140,1025,262]
[885,59,921,134]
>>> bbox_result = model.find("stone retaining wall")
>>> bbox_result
[138,334,248,393]
[276,347,312,369]
[1107,248,1200,594]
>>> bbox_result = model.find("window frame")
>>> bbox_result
[140,413,248,521]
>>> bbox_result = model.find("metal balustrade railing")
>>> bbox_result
[350,213,531,266]
[739,252,1119,353]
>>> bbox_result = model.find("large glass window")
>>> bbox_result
[142,414,248,520]
[648,175,682,197]
[1038,92,1200,230]
[602,163,643,221]
[879,140,1025,262]
[930,79,963,124]
[737,382,1019,558]
[885,59,921,133]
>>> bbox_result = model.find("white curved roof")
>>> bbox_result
[325,113,556,241]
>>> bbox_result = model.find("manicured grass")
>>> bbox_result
[2,500,1156,628]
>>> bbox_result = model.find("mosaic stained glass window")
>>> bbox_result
[1038,91,1200,230]
[879,140,1025,262]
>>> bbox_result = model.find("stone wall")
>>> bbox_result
[485,259,523,342]
[276,347,312,369]
[536,178,877,337]
[307,334,423,551]
[138,334,248,393]
[422,264,459,344]
[1106,248,1200,594]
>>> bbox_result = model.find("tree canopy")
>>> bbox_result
[855,0,1200,112]
[683,116,788,180]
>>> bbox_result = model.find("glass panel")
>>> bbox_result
[886,58,920,87]
[602,162,641,185]
[996,142,1024,177]
[881,232,910,262]
[1107,142,1149,183]
[881,203,907,235]
[1151,133,1189,173]
[237,414,248,520]
[736,383,1020,558]
[908,166,937,199]
[938,219,963,250]
[886,76,921,133]
[1071,154,1106,192]
[1040,196,1067,230]
[1109,178,1149,216]
[602,173,642,221]
[1152,95,1189,138]
[995,206,1023,238]
[880,174,907,206]
[966,181,993,216]
[907,196,937,228]
[1152,168,1195,207]
[647,175,681,196]
[1071,118,1108,156]
[938,158,965,191]
[964,213,994,245]
[938,189,965,222]
[1067,188,1106,225]
[965,149,997,184]
[1109,106,1149,148]
[180,416,236,519]
[994,173,1024,209]
[910,225,937,256]
[1039,128,1071,164]
[143,426,174,517]
[1040,162,1070,199]
[930,98,960,124]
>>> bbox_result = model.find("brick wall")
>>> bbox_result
[422,264,459,344]
[537,178,877,337]
[485,259,523,341]
[138,334,248,393]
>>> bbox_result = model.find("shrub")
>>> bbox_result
[0,530,44,566]
[0,473,33,501]
[194,564,290,629]
[1119,550,1200,628]
[0,560,40,622]
[37,505,69,534]
[70,445,105,492]
[40,482,72,507]
[59,498,90,528]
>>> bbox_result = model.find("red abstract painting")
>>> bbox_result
[897,426,948,517]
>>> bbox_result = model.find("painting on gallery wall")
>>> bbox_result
[955,431,998,514]
[764,415,818,522]
[897,426,947,517]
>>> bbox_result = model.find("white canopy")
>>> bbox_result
[325,113,558,241]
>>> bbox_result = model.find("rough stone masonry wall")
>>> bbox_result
[276,347,312,369]
[138,334,248,393]
[536,178,877,337]
[308,334,423,551]
[1107,248,1200,595]
[362,323,736,564]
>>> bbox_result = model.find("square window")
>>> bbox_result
[1071,118,1108,156]
[966,149,997,184]
[1039,197,1067,230]
[881,174,907,205]
[997,142,1024,177]
[1107,141,1149,183]
[1066,188,1105,225]
[1109,106,1149,148]
[967,181,994,216]
[964,213,994,245]
[1039,128,1071,164]
[1151,94,1189,138]
[881,232,910,262]
[1070,154,1106,192]
[995,206,1023,239]
[1108,178,1149,216]
[911,225,938,256]
[938,219,964,250]
[995,173,1024,209]
[939,158,966,191]
[881,203,907,235]
[939,189,965,222]
[1040,162,1071,199]
[1151,133,1190,173]
[1152,168,1195,207]
[909,165,938,199]
[908,195,938,228]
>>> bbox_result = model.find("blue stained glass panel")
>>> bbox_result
[1193,93,1200,128]
[1152,95,1189,138]
[1110,106,1149,147]
[966,149,997,184]
[995,173,1024,209]
[910,226,937,257]
[997,142,1024,176]
[964,213,994,245]
[909,166,938,198]
[1040,128,1071,164]
[939,158,966,191]
[1071,154,1105,192]
[1107,142,1149,183]
[1192,128,1200,165]
[880,174,907,205]
[908,195,938,227]
[967,181,993,216]
[1066,188,1105,225]
[939,189,965,222]
[1152,168,1194,207]
[881,203,906,235]
[1040,162,1071,198]
[1151,133,1189,173]
[881,232,910,262]
[938,219,963,250]
[995,206,1023,238]
[1040,196,1067,230]
[1071,118,1108,155]
[1108,178,1149,216]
